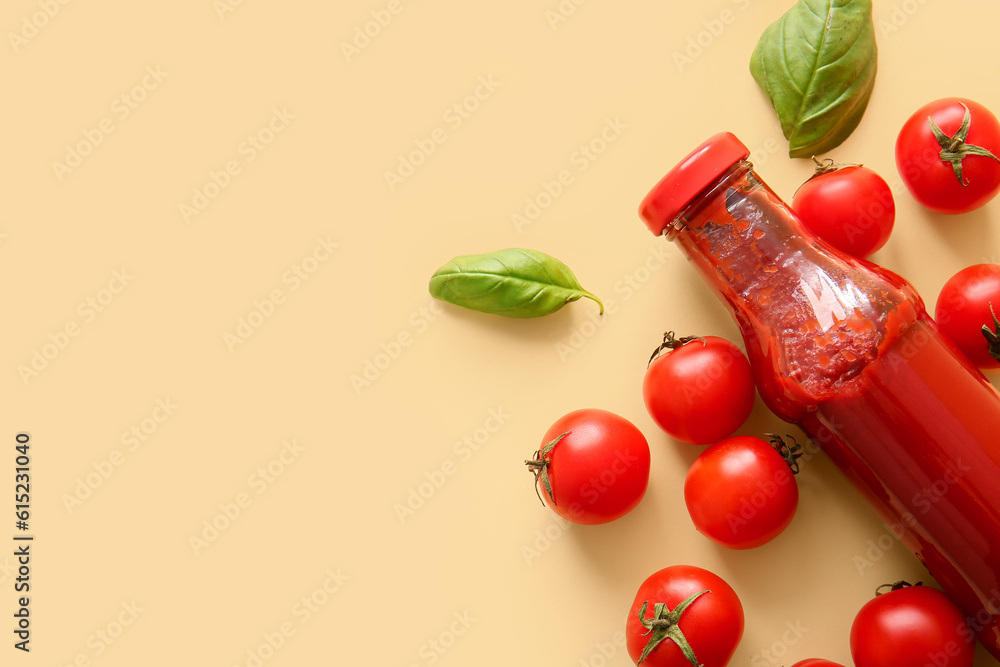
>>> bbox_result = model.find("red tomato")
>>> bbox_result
[935,263,1000,371]
[896,97,1000,214]
[791,161,895,258]
[850,583,975,667]
[525,409,650,525]
[626,565,744,667]
[790,661,846,667]
[683,435,799,549]
[642,333,755,445]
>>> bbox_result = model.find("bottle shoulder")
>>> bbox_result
[674,180,926,421]
[746,263,923,421]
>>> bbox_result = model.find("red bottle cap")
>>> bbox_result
[639,132,751,236]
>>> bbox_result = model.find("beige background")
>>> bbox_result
[3,0,1000,665]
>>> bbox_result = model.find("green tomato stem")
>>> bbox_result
[646,331,705,368]
[524,432,570,506]
[927,103,1000,186]
[766,433,805,475]
[636,591,710,667]
[875,580,921,596]
[981,303,1000,363]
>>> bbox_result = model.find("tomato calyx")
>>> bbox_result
[981,303,1000,363]
[524,431,570,506]
[808,156,862,177]
[647,331,705,368]
[875,580,921,596]
[928,103,1000,186]
[793,156,863,195]
[765,433,805,474]
[636,591,709,666]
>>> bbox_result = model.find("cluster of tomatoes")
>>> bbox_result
[526,334,976,667]
[524,96,1000,667]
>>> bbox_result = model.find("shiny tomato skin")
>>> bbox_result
[684,435,798,549]
[534,409,650,525]
[792,165,895,258]
[896,97,1000,214]
[642,336,755,445]
[935,263,1000,371]
[626,565,744,667]
[790,661,847,667]
[850,585,974,667]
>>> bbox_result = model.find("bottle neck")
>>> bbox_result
[664,161,755,241]
[669,161,815,295]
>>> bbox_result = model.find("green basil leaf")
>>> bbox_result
[750,0,877,158]
[429,248,603,319]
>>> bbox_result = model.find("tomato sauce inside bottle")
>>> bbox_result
[641,135,1000,658]
[806,320,1000,635]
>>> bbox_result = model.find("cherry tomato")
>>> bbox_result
[850,582,975,667]
[683,435,799,549]
[896,97,1000,214]
[790,661,846,667]
[935,263,1000,371]
[791,160,895,258]
[525,408,650,525]
[642,333,755,445]
[626,565,744,667]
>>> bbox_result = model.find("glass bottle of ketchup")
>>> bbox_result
[639,132,1000,660]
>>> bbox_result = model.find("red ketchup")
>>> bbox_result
[639,133,1000,660]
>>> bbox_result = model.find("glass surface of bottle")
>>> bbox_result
[639,133,1000,660]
